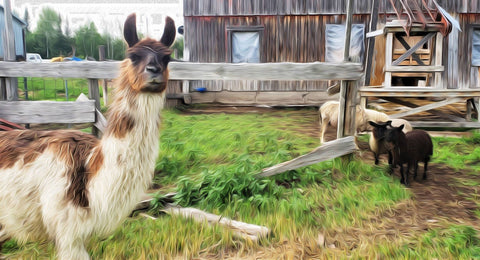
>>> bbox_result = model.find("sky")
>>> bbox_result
[10,0,184,39]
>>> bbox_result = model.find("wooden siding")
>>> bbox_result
[184,14,369,92]
[456,14,480,88]
[184,0,369,16]
[183,0,466,17]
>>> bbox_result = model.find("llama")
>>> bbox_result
[0,13,175,259]
[368,119,412,166]
[384,125,433,186]
[319,100,389,143]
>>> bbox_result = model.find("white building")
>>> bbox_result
[11,0,183,39]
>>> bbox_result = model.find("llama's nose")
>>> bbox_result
[145,65,159,74]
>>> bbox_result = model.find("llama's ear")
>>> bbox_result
[387,120,392,126]
[398,124,405,131]
[160,16,176,47]
[124,13,139,48]
[369,121,380,128]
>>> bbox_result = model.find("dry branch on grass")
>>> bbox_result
[162,205,270,241]
[134,195,270,241]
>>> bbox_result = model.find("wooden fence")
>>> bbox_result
[0,60,363,135]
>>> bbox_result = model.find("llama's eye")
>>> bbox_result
[129,53,141,63]
[162,55,171,64]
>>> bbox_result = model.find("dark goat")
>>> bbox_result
[368,120,394,168]
[385,125,433,186]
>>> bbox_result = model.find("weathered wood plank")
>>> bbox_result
[434,32,444,89]
[163,205,270,241]
[76,93,106,133]
[257,136,357,178]
[381,97,466,122]
[384,33,394,87]
[385,65,444,72]
[0,61,120,79]
[169,62,363,81]
[0,61,363,81]
[359,87,480,97]
[410,121,480,128]
[0,100,95,124]
[189,91,338,105]
[388,97,464,119]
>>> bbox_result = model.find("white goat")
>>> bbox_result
[319,100,389,143]
[0,13,176,260]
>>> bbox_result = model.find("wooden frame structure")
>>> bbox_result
[361,20,480,128]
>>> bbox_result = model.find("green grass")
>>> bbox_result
[377,224,480,259]
[2,108,480,259]
[432,132,480,171]
[16,77,105,103]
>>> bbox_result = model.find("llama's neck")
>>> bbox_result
[101,87,165,185]
[88,71,166,232]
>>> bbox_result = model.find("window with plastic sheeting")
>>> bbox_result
[231,31,260,63]
[472,29,480,66]
[325,24,365,63]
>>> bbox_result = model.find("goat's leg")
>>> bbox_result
[55,235,90,260]
[319,118,328,144]
[399,164,405,185]
[423,158,429,180]
[374,153,379,165]
[413,161,419,180]
[387,151,393,174]
[405,163,411,186]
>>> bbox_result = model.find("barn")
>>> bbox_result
[181,0,378,106]
[180,0,480,127]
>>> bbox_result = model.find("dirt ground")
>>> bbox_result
[181,104,480,254]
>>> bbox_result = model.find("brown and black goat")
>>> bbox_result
[384,125,433,186]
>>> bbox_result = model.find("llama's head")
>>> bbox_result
[122,13,176,93]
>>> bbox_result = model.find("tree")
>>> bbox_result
[74,22,106,60]
[23,8,30,32]
[26,7,72,58]
[171,36,184,59]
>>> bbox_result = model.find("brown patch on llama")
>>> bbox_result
[0,130,101,207]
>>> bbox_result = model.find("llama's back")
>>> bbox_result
[0,130,99,243]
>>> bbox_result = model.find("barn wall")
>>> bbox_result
[183,0,480,99]
[184,14,369,92]
[184,0,374,16]
[0,7,26,60]
[183,0,463,17]
[453,13,480,89]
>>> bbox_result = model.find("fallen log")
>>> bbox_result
[257,136,357,177]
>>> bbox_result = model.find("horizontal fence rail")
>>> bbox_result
[0,61,364,81]
[0,100,95,124]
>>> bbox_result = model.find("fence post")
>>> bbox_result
[88,79,101,137]
[2,0,18,101]
[98,45,109,105]
[337,0,356,139]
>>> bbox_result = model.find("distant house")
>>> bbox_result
[0,5,27,61]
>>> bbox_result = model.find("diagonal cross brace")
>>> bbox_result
[393,32,436,66]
